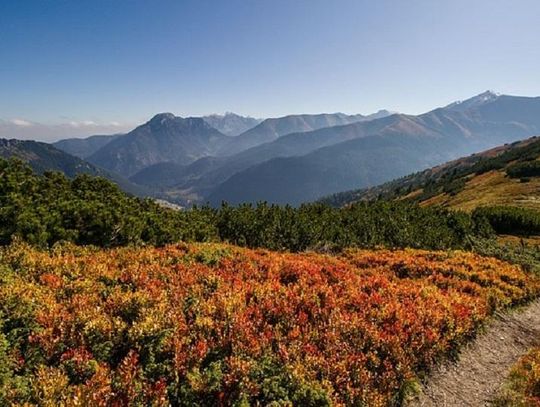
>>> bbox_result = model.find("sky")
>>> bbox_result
[1,0,540,141]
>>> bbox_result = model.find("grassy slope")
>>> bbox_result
[418,170,540,212]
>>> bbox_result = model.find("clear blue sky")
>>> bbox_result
[1,0,540,130]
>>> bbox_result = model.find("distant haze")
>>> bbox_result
[1,0,540,131]
[0,119,133,142]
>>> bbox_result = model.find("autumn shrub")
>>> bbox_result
[494,347,540,406]
[0,242,538,406]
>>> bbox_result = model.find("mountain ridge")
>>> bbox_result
[87,113,229,177]
[53,134,122,158]
[202,112,263,136]
[217,111,393,156]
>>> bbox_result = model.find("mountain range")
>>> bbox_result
[208,94,540,205]
[215,111,391,156]
[5,91,540,207]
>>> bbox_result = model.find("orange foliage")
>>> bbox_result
[0,242,539,406]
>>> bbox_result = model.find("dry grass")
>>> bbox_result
[498,235,540,247]
[419,171,540,213]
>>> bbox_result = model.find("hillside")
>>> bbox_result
[53,134,121,158]
[0,138,105,177]
[208,129,441,205]
[0,138,150,197]
[322,136,540,212]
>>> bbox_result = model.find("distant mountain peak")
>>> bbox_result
[202,113,263,137]
[480,89,500,97]
[473,90,501,102]
[149,112,177,124]
[445,90,501,112]
[364,109,396,120]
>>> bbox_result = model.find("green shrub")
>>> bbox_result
[0,158,495,252]
[507,160,540,178]
[473,206,540,236]
[442,178,466,196]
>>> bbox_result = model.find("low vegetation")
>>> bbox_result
[506,160,540,179]
[1,242,538,406]
[469,236,540,275]
[0,159,214,248]
[494,347,540,406]
[2,157,540,406]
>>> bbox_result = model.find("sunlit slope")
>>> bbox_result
[418,169,540,212]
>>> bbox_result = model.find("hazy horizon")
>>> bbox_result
[3,90,536,142]
[2,0,540,140]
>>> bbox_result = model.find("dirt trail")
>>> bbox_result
[406,299,540,407]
